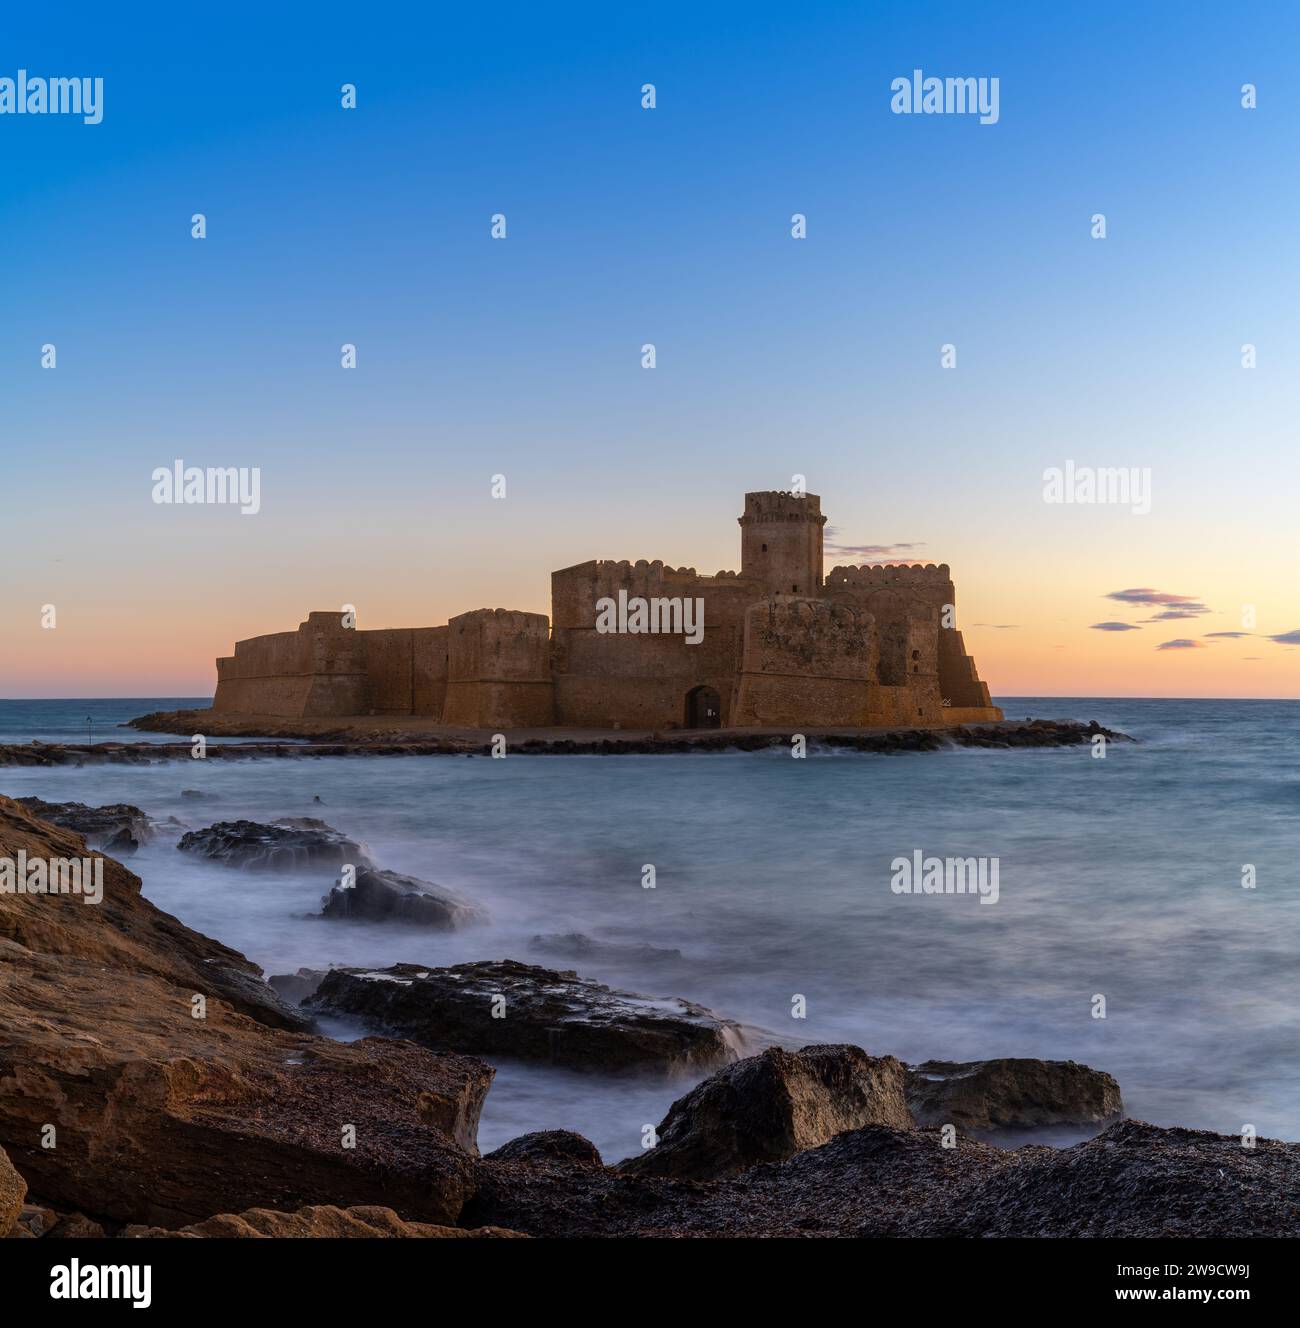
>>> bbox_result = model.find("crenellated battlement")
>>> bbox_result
[826,563,952,586]
[211,490,1000,729]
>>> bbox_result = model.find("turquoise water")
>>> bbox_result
[1,697,1297,1159]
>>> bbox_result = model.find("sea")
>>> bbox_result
[1,696,1296,1160]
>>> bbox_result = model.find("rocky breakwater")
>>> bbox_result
[0,795,495,1231]
[299,959,754,1074]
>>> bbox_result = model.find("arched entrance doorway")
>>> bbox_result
[684,685,721,729]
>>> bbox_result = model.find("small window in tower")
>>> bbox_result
[911,650,920,660]
[792,584,798,593]
[761,543,767,552]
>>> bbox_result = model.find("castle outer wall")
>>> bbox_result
[211,492,1002,730]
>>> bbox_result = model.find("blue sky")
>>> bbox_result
[2,0,1297,696]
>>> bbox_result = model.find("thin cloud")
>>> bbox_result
[1107,588,1210,617]
[1268,629,1300,646]
[824,540,926,563]
[1142,608,1210,621]
[974,623,1019,629]
[1205,631,1251,639]
[1157,638,1206,651]
[1091,621,1142,632]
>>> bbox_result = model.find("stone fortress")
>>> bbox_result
[211,492,1002,730]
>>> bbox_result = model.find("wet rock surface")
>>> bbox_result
[320,865,486,929]
[621,1044,914,1179]
[177,817,370,872]
[906,1057,1123,1131]
[14,797,152,856]
[306,959,752,1074]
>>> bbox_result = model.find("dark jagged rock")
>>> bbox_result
[465,1123,1011,1237]
[621,1044,914,1179]
[306,959,753,1074]
[177,818,371,872]
[529,932,682,964]
[320,866,486,929]
[486,1131,603,1166]
[268,967,330,1005]
[905,1057,1123,1131]
[931,1119,1300,1238]
[467,1117,1300,1238]
[14,798,151,856]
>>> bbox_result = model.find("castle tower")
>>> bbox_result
[738,490,827,595]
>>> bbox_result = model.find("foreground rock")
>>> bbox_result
[15,797,151,856]
[938,1119,1300,1238]
[178,817,370,871]
[121,1205,526,1239]
[905,1058,1122,1131]
[621,1045,914,1179]
[487,1132,603,1166]
[306,959,752,1074]
[467,1117,1300,1237]
[320,866,486,929]
[0,795,491,1230]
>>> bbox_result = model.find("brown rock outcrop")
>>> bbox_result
[905,1057,1123,1131]
[0,1146,26,1237]
[0,795,492,1230]
[620,1044,914,1179]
